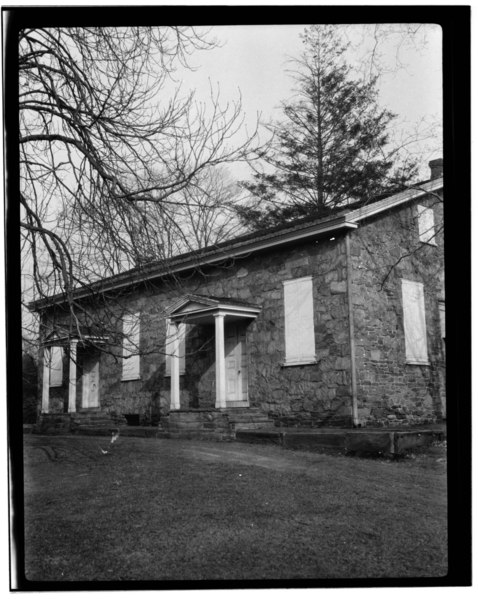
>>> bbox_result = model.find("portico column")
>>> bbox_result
[68,339,78,413]
[170,321,181,410]
[41,346,50,414]
[214,312,227,408]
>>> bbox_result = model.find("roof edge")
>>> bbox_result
[30,178,443,312]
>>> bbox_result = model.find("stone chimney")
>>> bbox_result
[429,158,443,180]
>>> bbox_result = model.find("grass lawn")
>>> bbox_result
[22,434,447,582]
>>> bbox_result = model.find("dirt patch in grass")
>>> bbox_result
[22,435,447,582]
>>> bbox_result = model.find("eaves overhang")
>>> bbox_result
[344,177,443,223]
[29,216,357,312]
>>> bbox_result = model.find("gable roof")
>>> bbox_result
[30,177,442,312]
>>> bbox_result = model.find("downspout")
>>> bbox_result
[345,231,360,427]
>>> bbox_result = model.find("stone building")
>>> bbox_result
[31,160,445,434]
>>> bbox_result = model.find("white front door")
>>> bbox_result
[225,324,248,405]
[82,355,100,408]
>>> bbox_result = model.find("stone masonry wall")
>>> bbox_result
[350,192,445,426]
[39,191,444,428]
[43,234,354,427]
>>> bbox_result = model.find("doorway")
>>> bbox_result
[225,323,248,406]
[81,354,100,408]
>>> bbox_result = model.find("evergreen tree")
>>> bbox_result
[239,25,418,228]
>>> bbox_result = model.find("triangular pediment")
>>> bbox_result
[177,300,214,313]
[168,295,219,316]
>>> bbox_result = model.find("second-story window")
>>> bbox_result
[417,204,436,245]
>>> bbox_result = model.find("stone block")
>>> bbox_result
[330,281,346,294]
[335,357,351,371]
[287,256,309,269]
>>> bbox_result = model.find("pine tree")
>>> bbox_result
[239,25,418,228]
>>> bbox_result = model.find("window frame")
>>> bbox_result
[282,275,317,367]
[121,312,141,381]
[401,279,430,366]
[417,204,437,246]
[49,346,64,387]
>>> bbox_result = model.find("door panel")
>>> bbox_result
[225,324,248,404]
[82,355,100,408]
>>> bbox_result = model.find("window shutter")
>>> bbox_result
[122,313,141,381]
[438,301,446,340]
[417,205,436,245]
[283,276,316,365]
[165,320,186,376]
[401,279,429,365]
[49,346,63,387]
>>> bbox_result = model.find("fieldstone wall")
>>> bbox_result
[42,235,354,427]
[349,193,445,426]
[38,191,445,429]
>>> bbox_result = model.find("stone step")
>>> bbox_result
[227,414,271,423]
[231,422,272,431]
[166,422,229,430]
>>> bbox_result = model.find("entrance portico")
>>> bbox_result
[167,295,261,410]
[40,332,108,414]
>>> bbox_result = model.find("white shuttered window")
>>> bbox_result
[438,301,446,340]
[165,320,186,376]
[417,204,436,245]
[49,346,63,387]
[401,279,429,365]
[283,276,316,365]
[122,313,141,381]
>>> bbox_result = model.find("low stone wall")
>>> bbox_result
[236,427,445,456]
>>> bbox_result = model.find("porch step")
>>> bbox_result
[33,412,118,435]
[163,408,274,438]
[226,407,273,431]
[33,413,72,434]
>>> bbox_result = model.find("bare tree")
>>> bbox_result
[20,28,259,290]
[19,26,260,348]
[144,166,247,258]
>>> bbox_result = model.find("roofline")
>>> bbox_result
[30,216,358,311]
[344,177,443,223]
[30,177,443,312]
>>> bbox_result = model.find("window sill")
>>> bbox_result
[281,358,318,367]
[121,377,141,382]
[406,360,430,367]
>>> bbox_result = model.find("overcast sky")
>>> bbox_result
[172,24,443,180]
